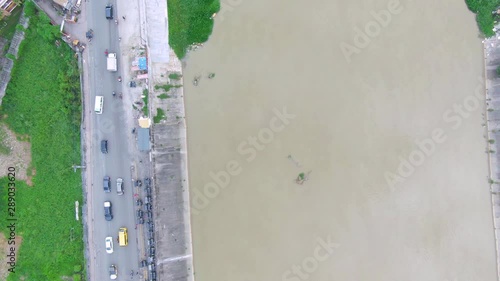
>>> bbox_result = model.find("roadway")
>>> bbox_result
[86,0,141,280]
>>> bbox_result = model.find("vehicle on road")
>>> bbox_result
[104,201,113,221]
[118,227,128,246]
[105,4,113,19]
[109,264,118,279]
[144,177,151,186]
[95,96,103,114]
[107,53,117,71]
[104,176,111,193]
[117,178,123,195]
[101,140,108,154]
[105,236,114,254]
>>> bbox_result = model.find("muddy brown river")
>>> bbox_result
[183,0,497,280]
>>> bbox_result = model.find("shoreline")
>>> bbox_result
[483,34,500,279]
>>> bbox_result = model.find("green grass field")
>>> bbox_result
[0,3,84,280]
[167,0,220,58]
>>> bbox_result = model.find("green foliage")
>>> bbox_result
[466,0,485,12]
[168,73,182,80]
[73,265,82,272]
[496,65,500,77]
[154,84,182,92]
[157,93,171,99]
[73,274,82,281]
[0,7,22,41]
[465,0,500,37]
[24,1,36,17]
[5,53,15,60]
[142,89,149,116]
[153,108,166,123]
[0,7,83,280]
[168,0,220,58]
[489,139,496,143]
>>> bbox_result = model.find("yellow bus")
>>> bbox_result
[118,227,128,246]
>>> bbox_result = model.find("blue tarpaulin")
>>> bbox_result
[138,128,150,152]
[138,57,147,70]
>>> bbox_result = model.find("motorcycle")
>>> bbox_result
[112,91,116,97]
[118,76,122,82]
[115,19,118,25]
[105,49,108,56]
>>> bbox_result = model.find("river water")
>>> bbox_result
[183,0,497,280]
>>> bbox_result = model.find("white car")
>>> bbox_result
[116,178,123,195]
[105,236,114,254]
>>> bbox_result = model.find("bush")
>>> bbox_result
[157,93,170,99]
[168,73,182,80]
[73,265,82,273]
[167,0,220,58]
[153,108,166,123]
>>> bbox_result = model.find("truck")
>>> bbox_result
[107,53,117,71]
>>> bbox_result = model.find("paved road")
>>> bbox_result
[86,1,141,280]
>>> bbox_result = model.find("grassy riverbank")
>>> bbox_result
[465,0,500,37]
[0,2,84,280]
[167,0,220,58]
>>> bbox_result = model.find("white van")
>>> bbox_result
[95,96,103,114]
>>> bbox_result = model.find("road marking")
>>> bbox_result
[157,254,192,265]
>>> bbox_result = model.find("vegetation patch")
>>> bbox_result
[167,0,220,58]
[153,108,166,123]
[154,84,182,92]
[0,2,84,280]
[168,73,182,80]
[142,89,149,116]
[465,0,500,37]
[0,7,22,41]
[157,93,171,99]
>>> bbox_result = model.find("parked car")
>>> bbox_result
[103,176,111,193]
[109,264,118,280]
[105,236,114,254]
[116,178,123,195]
[144,177,151,186]
[104,201,113,221]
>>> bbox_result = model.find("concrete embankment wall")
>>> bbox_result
[150,49,194,281]
[483,35,500,279]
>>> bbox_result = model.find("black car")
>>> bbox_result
[103,176,111,192]
[105,4,113,19]
[104,201,113,221]
[101,140,108,154]
[102,176,111,193]
[144,177,151,186]
[136,199,143,206]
